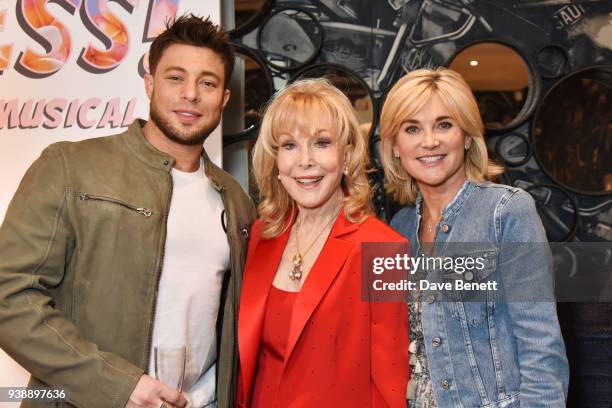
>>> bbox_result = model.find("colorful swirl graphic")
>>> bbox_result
[15,0,73,76]
[79,0,132,72]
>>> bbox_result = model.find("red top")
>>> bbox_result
[251,286,298,408]
[238,213,410,407]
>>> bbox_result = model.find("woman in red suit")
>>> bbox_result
[237,78,409,407]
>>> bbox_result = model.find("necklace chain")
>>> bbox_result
[423,207,440,234]
[289,207,341,281]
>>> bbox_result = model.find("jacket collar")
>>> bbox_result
[122,119,175,171]
[121,119,228,192]
[416,179,476,222]
[201,148,226,193]
[284,209,357,361]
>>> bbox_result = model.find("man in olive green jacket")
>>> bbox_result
[0,16,255,408]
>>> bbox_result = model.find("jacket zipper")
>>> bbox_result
[143,174,172,371]
[77,193,152,217]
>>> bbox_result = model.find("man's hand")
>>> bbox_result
[125,375,188,408]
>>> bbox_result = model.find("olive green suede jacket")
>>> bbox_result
[0,120,256,407]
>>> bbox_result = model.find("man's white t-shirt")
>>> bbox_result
[148,159,229,407]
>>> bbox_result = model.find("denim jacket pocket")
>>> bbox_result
[483,391,520,407]
[442,247,498,327]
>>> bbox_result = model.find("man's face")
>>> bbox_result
[145,43,230,146]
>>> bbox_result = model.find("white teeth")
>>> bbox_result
[418,155,444,163]
[177,112,196,117]
[296,177,323,185]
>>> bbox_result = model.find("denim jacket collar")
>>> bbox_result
[415,179,476,222]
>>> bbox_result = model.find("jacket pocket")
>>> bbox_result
[443,247,498,327]
[75,192,152,217]
[483,391,520,407]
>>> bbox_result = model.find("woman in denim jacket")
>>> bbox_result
[380,68,569,407]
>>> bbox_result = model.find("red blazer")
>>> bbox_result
[237,212,410,407]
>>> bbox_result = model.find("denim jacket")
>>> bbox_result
[391,180,569,408]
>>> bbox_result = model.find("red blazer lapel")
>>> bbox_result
[238,225,290,404]
[284,212,358,364]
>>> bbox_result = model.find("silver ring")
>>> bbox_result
[160,403,168,408]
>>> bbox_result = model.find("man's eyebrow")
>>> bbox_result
[163,66,187,73]
[162,66,221,80]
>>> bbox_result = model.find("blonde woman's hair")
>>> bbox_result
[379,67,503,204]
[252,78,373,238]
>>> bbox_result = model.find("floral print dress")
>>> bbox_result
[407,267,437,408]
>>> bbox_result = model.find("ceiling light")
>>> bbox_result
[470,60,478,66]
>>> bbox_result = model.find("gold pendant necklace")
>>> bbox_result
[289,207,341,281]
[290,253,304,281]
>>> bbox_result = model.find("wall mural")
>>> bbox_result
[224,2,612,404]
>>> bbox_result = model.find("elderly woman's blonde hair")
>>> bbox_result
[253,78,373,238]
[380,67,502,204]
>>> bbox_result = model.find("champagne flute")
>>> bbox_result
[154,346,187,391]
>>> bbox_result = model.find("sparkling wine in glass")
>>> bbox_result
[154,346,186,391]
